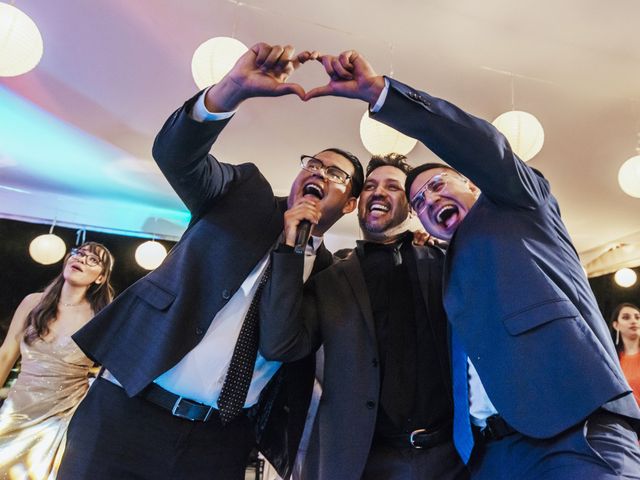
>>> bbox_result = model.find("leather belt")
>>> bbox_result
[473,414,517,442]
[374,423,452,449]
[141,382,219,422]
[100,371,219,422]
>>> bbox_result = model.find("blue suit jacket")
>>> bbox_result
[73,92,329,477]
[373,78,640,438]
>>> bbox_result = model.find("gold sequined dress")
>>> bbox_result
[0,331,93,480]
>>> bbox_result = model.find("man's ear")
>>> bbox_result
[342,196,357,214]
[468,180,481,197]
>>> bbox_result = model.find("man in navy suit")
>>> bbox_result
[304,49,640,478]
[57,43,363,480]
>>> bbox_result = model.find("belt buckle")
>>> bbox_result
[171,396,213,422]
[410,428,427,449]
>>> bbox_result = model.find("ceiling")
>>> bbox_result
[1,0,639,272]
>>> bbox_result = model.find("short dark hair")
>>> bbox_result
[366,153,413,178]
[404,162,458,201]
[320,148,364,198]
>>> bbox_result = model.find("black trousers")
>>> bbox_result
[58,377,255,480]
[361,439,469,480]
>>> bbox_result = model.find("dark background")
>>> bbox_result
[0,218,176,337]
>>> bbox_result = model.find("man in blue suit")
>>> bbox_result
[304,49,640,478]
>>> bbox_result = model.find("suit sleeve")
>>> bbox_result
[373,77,550,209]
[259,250,322,362]
[151,91,246,217]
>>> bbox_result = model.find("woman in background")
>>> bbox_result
[611,302,640,406]
[0,242,114,479]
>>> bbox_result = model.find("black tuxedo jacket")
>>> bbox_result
[73,92,330,478]
[260,244,451,479]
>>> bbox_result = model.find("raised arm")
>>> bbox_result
[152,42,313,217]
[259,249,323,362]
[306,50,549,208]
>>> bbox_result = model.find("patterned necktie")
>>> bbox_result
[218,262,272,425]
[451,330,474,464]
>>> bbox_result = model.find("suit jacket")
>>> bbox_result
[372,77,640,438]
[260,243,451,480]
[72,92,331,478]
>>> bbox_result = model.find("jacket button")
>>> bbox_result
[372,358,378,367]
[366,400,376,409]
[195,327,204,335]
[221,289,231,300]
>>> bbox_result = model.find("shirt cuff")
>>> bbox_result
[190,87,237,123]
[369,77,390,113]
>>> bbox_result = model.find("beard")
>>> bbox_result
[358,211,414,243]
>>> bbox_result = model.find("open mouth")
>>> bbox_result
[368,201,390,215]
[70,264,83,272]
[434,204,459,229]
[303,183,324,200]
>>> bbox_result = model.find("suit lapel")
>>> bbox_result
[340,252,377,344]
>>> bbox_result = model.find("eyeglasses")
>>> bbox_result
[410,172,451,214]
[70,248,102,267]
[300,155,351,185]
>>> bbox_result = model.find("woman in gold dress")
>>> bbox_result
[0,242,114,480]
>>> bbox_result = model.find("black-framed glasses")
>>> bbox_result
[410,172,451,214]
[70,248,102,267]
[300,155,351,185]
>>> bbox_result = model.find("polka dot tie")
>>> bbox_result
[218,262,272,425]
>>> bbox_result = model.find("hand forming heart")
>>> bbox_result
[204,42,386,113]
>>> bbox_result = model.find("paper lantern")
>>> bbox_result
[360,112,417,155]
[29,234,66,265]
[492,111,544,162]
[614,268,637,288]
[0,3,44,77]
[618,155,640,198]
[191,37,248,89]
[135,240,167,270]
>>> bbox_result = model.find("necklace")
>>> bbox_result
[60,301,83,307]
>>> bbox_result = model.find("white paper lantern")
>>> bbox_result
[492,110,544,162]
[618,155,640,198]
[29,234,66,265]
[191,37,248,89]
[614,268,637,288]
[0,3,44,77]
[135,240,167,270]
[360,112,418,155]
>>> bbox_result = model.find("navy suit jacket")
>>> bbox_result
[372,78,640,438]
[73,92,329,477]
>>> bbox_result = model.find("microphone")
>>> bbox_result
[294,220,312,255]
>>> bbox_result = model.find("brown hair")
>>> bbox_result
[24,242,115,344]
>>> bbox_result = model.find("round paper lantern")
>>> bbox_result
[0,3,44,77]
[191,37,248,89]
[360,112,418,155]
[135,240,167,270]
[492,110,544,162]
[618,155,640,198]
[29,234,66,265]
[614,268,637,288]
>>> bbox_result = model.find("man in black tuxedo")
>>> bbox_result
[261,154,467,479]
[57,43,363,480]
[304,48,640,479]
